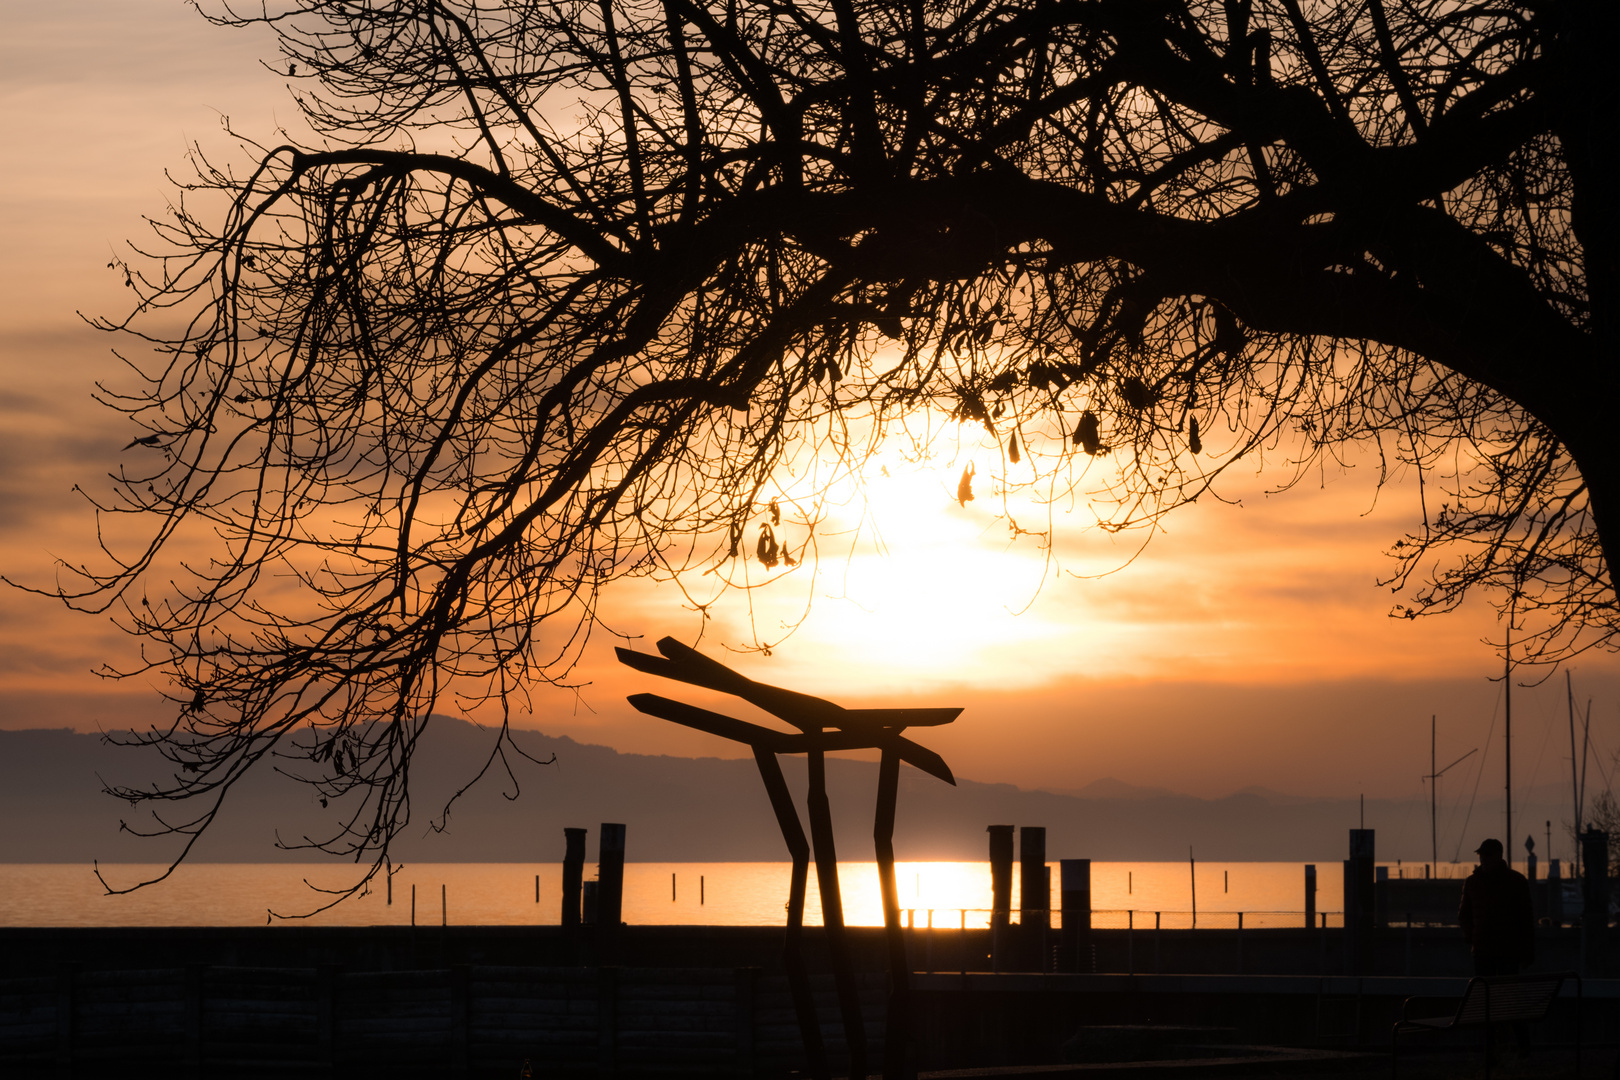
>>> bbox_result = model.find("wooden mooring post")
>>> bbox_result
[1019,826,1047,971]
[1304,863,1317,930]
[987,825,1013,972]
[1344,830,1375,974]
[1059,859,1091,973]
[562,827,586,929]
[598,824,626,927]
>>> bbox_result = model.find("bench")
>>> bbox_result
[1391,970,1580,1078]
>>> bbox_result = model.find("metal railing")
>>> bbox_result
[893,907,1356,976]
[894,907,1345,931]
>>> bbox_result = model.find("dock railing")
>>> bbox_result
[895,907,1345,930]
[896,907,1352,975]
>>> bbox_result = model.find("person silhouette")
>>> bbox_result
[1457,837,1534,976]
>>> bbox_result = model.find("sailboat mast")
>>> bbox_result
[1431,715,1438,873]
[1504,641,1512,868]
[1580,699,1592,877]
[1568,670,1580,880]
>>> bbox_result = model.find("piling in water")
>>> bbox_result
[1059,859,1091,973]
[987,825,1013,972]
[1020,827,1048,930]
[1189,847,1197,929]
[599,823,627,926]
[562,827,586,928]
[1304,864,1317,930]
[1344,829,1375,973]
[582,880,599,925]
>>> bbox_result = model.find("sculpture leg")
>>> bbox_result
[808,744,868,1080]
[753,746,829,1080]
[874,746,913,1080]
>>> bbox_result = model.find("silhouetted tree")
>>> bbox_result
[29,0,1617,900]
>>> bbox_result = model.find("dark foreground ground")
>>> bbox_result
[5,924,1616,1078]
[917,1045,1611,1078]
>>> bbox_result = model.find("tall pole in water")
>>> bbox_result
[1504,628,1513,869]
[1580,699,1592,880]
[1569,670,1581,880]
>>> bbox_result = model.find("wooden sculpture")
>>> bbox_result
[617,637,961,1080]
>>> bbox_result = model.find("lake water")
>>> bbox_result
[0,860,1476,929]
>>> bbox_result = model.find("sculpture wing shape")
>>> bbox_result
[617,639,961,735]
[626,693,956,785]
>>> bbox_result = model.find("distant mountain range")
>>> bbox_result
[0,721,1581,865]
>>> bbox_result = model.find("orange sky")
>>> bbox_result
[2,0,1616,808]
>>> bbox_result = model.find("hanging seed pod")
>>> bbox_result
[954,391,990,426]
[756,524,780,569]
[768,498,780,525]
[1073,411,1103,456]
[1188,415,1202,455]
[1008,432,1021,464]
[956,461,975,506]
[875,315,903,340]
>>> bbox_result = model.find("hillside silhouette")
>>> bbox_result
[3,720,1577,865]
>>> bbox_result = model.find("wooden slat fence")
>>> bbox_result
[0,964,886,1077]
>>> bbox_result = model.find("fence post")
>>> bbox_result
[597,966,619,1076]
[451,965,470,1079]
[184,963,204,1079]
[924,910,934,974]
[734,967,758,1079]
[1548,858,1564,927]
[317,965,337,1072]
[55,961,76,1080]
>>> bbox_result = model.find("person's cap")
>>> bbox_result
[1474,838,1504,857]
